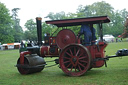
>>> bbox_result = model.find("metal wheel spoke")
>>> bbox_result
[79,60,88,63]
[66,63,72,68]
[69,49,73,56]
[66,52,72,57]
[78,62,86,68]
[78,52,83,58]
[70,65,73,71]
[79,56,87,60]
[75,49,80,56]
[78,65,82,71]
[64,60,70,64]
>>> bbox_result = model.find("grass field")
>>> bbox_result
[0,42,128,85]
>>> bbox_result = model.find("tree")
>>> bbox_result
[44,1,128,38]
[43,1,128,39]
[76,5,93,17]
[109,11,124,36]
[24,18,54,41]
[24,19,37,41]
[77,1,114,17]
[76,1,128,37]
[45,11,78,36]
[0,2,14,44]
[12,8,23,42]
[91,1,114,16]
[45,11,67,20]
[24,19,36,31]
[42,22,52,39]
[45,1,116,37]
[120,9,128,38]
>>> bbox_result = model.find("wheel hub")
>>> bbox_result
[72,57,77,63]
[71,56,78,66]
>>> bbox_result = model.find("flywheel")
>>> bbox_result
[56,29,76,49]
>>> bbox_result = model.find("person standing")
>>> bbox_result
[21,40,25,48]
[116,38,118,42]
[79,24,96,46]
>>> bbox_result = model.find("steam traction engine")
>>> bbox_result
[16,16,128,76]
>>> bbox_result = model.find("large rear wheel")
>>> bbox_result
[59,44,91,76]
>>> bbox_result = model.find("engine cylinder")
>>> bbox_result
[40,46,59,57]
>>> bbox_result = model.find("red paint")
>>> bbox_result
[59,44,91,76]
[20,51,31,64]
[87,41,108,67]
[40,46,59,57]
[46,16,110,27]
[56,29,76,49]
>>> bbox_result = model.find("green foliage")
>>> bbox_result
[24,19,36,31]
[0,2,14,44]
[1,1,128,43]
[46,12,79,36]
[24,19,37,41]
[24,30,37,41]
[42,22,52,40]
[12,8,23,42]
[12,8,20,20]
[45,1,128,38]
[14,32,23,42]
[24,19,52,41]
[22,1,128,40]
[76,1,126,37]
[77,1,114,17]
[91,1,114,16]
[46,11,68,20]
[0,33,14,43]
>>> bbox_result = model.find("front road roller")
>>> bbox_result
[16,51,46,74]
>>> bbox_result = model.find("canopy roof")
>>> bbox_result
[45,16,110,27]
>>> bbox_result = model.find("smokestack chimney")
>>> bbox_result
[36,17,42,46]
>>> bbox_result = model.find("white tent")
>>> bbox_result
[103,35,115,42]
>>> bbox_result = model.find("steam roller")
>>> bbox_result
[16,16,128,76]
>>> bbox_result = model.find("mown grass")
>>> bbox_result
[0,42,128,85]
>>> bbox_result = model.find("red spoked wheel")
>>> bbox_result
[59,44,91,76]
